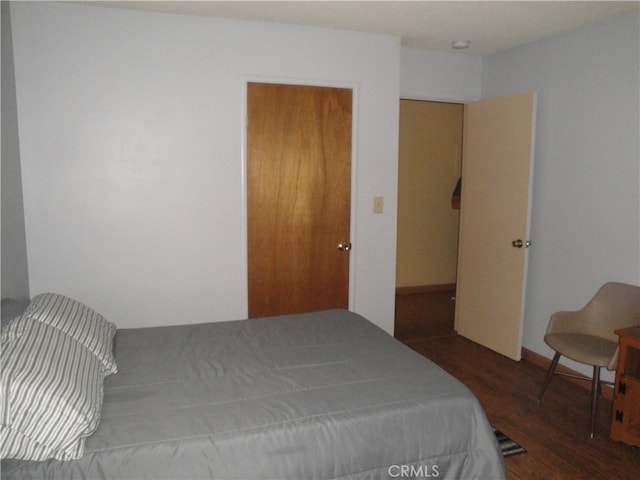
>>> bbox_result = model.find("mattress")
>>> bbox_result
[2,309,505,479]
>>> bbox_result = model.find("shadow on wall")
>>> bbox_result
[1,2,30,300]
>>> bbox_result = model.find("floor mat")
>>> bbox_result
[493,428,527,457]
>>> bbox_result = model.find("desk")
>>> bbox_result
[610,326,640,447]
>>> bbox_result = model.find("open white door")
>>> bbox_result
[454,92,536,361]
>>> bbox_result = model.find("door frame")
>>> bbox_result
[240,76,360,318]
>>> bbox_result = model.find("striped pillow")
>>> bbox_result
[22,293,117,375]
[0,319,104,460]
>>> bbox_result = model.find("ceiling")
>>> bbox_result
[78,1,639,55]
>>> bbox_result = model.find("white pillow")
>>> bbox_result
[0,319,104,460]
[22,293,117,375]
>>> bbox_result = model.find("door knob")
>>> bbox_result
[337,242,352,252]
[512,239,531,248]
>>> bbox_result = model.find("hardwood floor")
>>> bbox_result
[394,289,456,340]
[395,291,640,480]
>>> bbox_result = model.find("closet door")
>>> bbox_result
[247,83,352,318]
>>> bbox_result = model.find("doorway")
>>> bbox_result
[396,93,536,360]
[395,100,463,339]
[246,82,353,318]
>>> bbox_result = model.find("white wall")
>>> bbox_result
[400,47,482,102]
[482,12,640,377]
[13,1,637,357]
[10,2,400,332]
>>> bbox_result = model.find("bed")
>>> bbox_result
[1,294,505,479]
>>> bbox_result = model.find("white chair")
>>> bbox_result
[537,282,640,437]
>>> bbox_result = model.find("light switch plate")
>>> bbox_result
[373,196,384,214]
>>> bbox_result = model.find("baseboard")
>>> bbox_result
[396,284,456,295]
[521,347,613,401]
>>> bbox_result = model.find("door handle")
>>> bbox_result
[511,239,531,248]
[337,242,352,252]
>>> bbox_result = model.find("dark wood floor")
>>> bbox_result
[395,290,640,480]
[394,289,456,341]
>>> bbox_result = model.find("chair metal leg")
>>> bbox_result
[538,351,561,405]
[590,366,600,439]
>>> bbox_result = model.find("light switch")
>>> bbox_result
[373,196,384,214]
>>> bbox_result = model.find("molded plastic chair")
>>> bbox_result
[537,282,640,437]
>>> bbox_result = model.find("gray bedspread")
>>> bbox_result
[2,309,505,479]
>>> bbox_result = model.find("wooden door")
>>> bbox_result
[454,92,536,361]
[247,83,352,318]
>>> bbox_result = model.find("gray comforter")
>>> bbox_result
[2,309,505,479]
